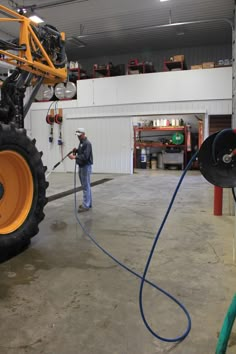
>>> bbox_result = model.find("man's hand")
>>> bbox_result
[68,154,76,160]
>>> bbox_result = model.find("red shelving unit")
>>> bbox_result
[128,59,155,75]
[69,67,89,81]
[133,126,188,169]
[93,64,111,78]
[163,60,187,71]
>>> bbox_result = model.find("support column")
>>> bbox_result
[214,186,223,216]
[233,1,236,128]
[204,112,209,140]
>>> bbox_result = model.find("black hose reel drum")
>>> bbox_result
[198,129,236,188]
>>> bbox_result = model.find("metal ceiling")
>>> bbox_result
[0,0,234,59]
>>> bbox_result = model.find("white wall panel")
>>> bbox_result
[77,80,94,106]
[93,79,118,106]
[65,116,133,174]
[67,100,231,118]
[77,67,232,107]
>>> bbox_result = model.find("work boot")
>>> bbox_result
[78,205,89,213]
[79,204,92,209]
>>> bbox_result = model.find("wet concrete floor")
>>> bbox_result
[0,170,235,354]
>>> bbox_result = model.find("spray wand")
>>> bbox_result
[46,149,76,179]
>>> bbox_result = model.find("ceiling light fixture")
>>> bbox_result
[176,29,185,36]
[17,7,27,15]
[176,23,186,36]
[16,6,44,23]
[160,0,169,2]
[67,37,87,48]
[29,15,44,24]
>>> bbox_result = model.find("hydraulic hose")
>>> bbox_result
[73,150,199,342]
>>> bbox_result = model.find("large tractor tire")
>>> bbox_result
[0,124,48,262]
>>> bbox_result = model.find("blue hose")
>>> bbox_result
[74,150,198,342]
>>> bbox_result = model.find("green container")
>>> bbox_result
[172,132,184,145]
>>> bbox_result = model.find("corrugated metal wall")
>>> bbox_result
[78,44,232,74]
[67,100,232,117]
[29,108,133,174]
[65,116,133,173]
[28,98,232,174]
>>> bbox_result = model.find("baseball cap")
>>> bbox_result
[75,128,85,136]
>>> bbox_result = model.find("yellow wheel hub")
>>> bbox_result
[0,150,34,235]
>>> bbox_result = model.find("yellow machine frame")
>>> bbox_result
[0,5,67,84]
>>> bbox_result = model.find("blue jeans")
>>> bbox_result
[78,164,92,208]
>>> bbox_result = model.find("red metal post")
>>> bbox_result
[214,186,223,216]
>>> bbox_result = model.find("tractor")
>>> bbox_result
[0,4,67,261]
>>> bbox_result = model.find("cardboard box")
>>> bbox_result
[173,55,185,62]
[191,65,203,70]
[202,62,215,69]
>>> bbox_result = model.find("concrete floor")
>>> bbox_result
[0,169,236,354]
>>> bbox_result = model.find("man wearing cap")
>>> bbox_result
[69,128,93,212]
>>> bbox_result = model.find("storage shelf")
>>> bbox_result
[68,67,89,80]
[133,126,188,169]
[134,126,185,131]
[164,60,187,71]
[93,67,110,78]
[69,68,86,72]
[135,142,185,148]
[214,65,232,68]
[128,63,155,74]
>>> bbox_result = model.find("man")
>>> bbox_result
[69,128,93,212]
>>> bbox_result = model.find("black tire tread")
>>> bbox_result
[0,123,48,262]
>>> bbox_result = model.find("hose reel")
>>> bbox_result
[198,129,236,188]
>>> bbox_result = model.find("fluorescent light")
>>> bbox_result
[29,15,44,24]
[17,8,27,14]
[68,37,87,48]
[160,0,169,2]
